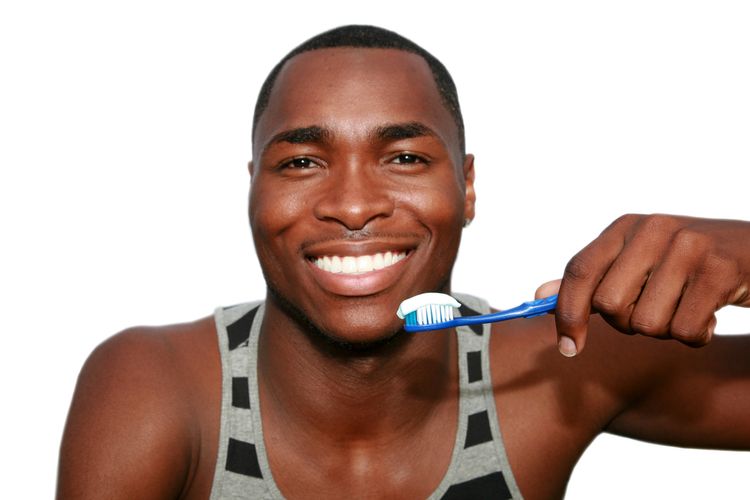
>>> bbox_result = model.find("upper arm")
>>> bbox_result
[604,330,750,449]
[57,329,196,499]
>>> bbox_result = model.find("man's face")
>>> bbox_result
[250,47,475,344]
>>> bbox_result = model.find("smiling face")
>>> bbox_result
[250,47,475,345]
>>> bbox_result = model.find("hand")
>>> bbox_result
[536,214,750,357]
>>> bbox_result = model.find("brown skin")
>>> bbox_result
[249,47,473,346]
[57,48,750,499]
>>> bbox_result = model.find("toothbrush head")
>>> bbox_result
[397,292,461,331]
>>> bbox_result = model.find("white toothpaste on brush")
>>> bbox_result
[396,292,461,319]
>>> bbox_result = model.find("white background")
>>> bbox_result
[2,1,749,498]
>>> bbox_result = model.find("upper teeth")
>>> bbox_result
[313,251,407,275]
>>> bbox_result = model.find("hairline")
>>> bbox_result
[251,27,466,158]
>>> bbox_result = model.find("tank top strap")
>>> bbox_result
[428,293,523,499]
[210,301,280,499]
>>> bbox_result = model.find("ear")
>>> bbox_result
[248,161,254,180]
[462,154,476,223]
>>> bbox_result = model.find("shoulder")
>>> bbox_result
[77,315,220,416]
[58,314,221,499]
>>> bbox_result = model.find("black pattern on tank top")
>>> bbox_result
[210,294,523,499]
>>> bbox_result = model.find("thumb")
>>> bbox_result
[535,279,562,299]
[536,279,579,357]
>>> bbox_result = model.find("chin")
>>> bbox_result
[321,327,405,353]
[267,285,407,350]
[314,304,406,344]
[295,311,409,356]
[326,319,402,344]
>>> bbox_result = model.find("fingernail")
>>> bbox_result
[558,336,577,357]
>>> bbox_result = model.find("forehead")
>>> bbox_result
[254,48,460,156]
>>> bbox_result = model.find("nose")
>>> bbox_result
[313,163,395,230]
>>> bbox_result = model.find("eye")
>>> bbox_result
[280,157,319,170]
[391,153,429,165]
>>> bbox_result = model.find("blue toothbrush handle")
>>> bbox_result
[453,294,558,326]
[404,295,558,332]
[507,294,558,318]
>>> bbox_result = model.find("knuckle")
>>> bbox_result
[639,213,671,233]
[591,291,624,315]
[629,316,664,336]
[564,254,593,282]
[601,213,640,236]
[691,255,738,304]
[672,228,710,253]
[611,213,641,229]
[670,323,709,346]
[701,252,737,280]
[554,309,587,329]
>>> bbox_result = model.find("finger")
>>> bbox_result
[629,240,695,338]
[556,220,632,356]
[671,288,718,347]
[591,217,670,333]
[535,279,561,299]
[670,255,735,346]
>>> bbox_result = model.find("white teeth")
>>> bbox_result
[356,255,373,273]
[384,251,393,266]
[331,255,342,273]
[312,251,407,275]
[342,256,357,274]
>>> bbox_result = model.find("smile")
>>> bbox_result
[311,251,408,275]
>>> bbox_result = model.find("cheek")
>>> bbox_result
[394,177,466,282]
[250,180,310,238]
[396,177,465,230]
[249,179,314,276]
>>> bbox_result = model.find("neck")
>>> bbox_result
[257,294,458,447]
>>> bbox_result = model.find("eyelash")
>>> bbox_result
[279,157,320,170]
[390,153,430,165]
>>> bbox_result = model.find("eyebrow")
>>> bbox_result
[262,125,332,154]
[261,121,439,155]
[373,122,437,142]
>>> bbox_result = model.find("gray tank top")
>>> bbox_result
[209,293,523,499]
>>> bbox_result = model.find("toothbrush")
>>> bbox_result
[397,292,558,332]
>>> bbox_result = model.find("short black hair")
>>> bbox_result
[252,25,465,156]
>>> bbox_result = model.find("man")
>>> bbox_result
[57,25,750,499]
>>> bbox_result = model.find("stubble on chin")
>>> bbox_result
[265,284,407,356]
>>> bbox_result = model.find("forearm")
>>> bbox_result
[607,334,750,450]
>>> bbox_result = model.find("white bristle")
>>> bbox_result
[415,303,456,326]
[397,292,462,326]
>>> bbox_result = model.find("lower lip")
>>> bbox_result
[306,254,412,297]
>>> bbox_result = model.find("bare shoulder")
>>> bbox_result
[58,315,221,499]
